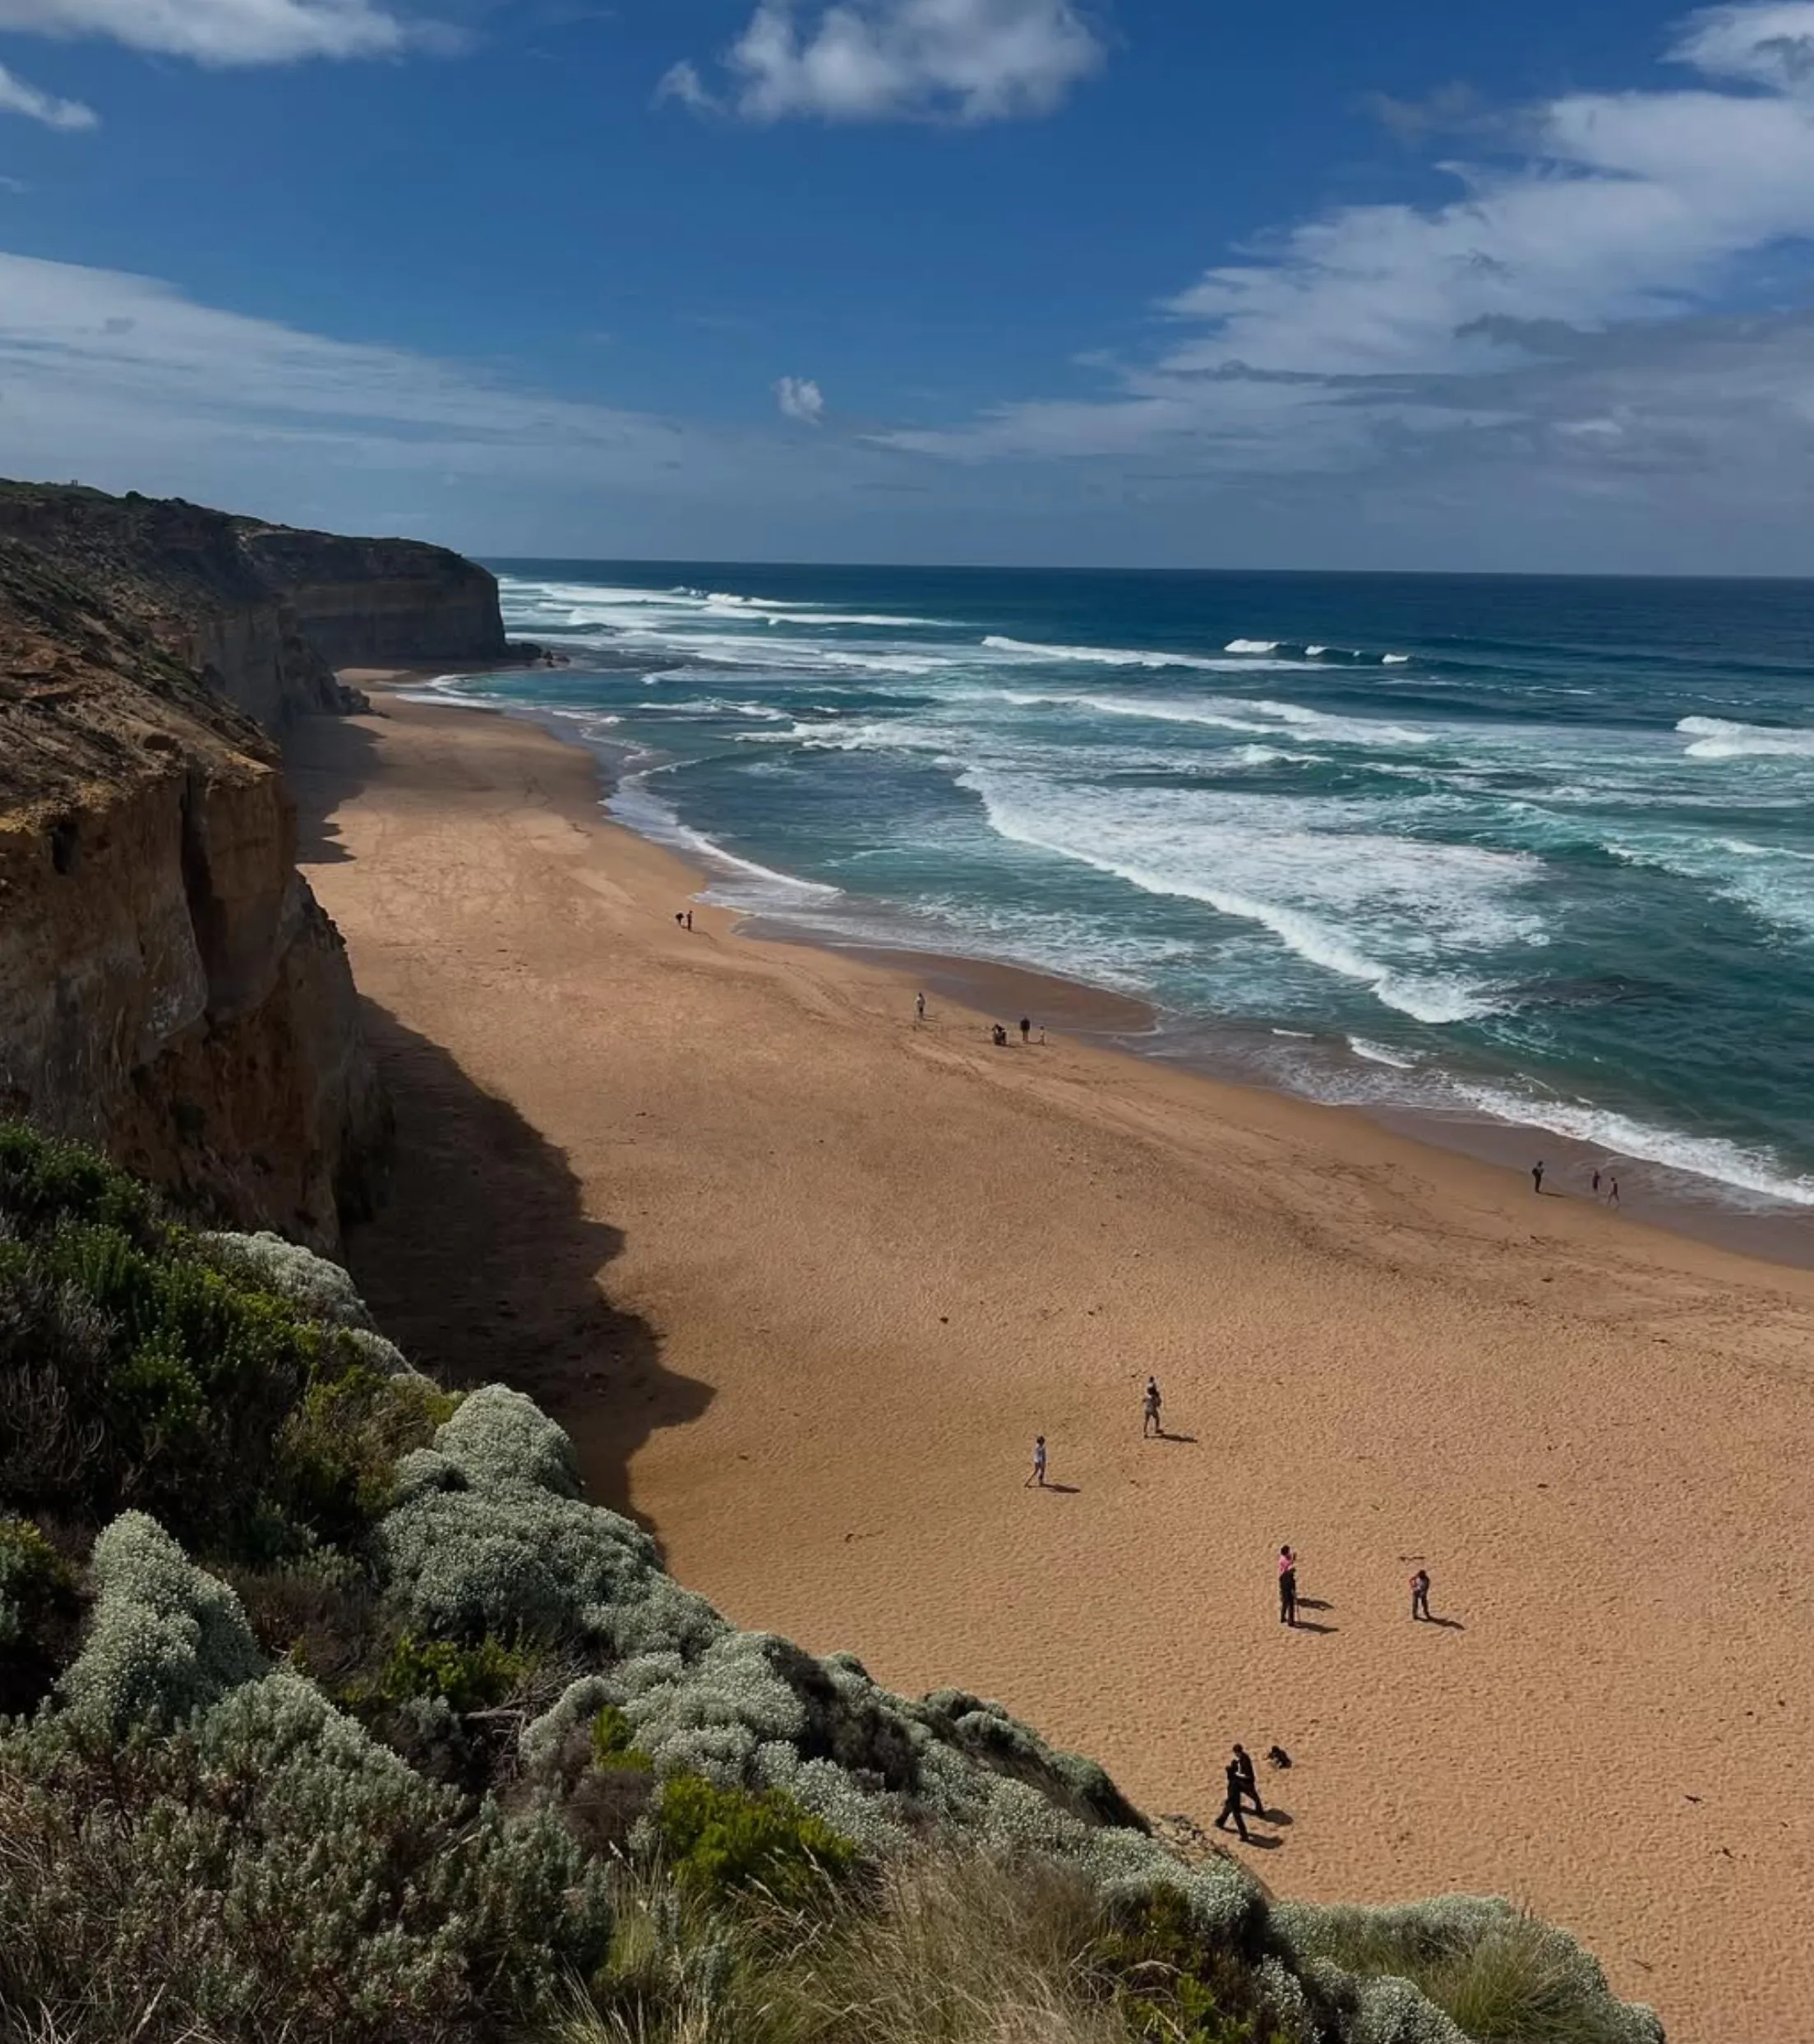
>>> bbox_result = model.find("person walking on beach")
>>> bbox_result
[1019,1016,1032,1043]
[1026,1436,1048,1488]
[1278,1545,1299,1626]
[1410,1567,1432,1622]
[915,991,926,1026]
[1214,1756,1251,1842]
[685,909,694,931]
[1532,1160,1545,1193]
[1232,1743,1263,1816]
[1609,1175,1620,1207]
[1142,1375,1163,1438]
[1591,1168,1601,1197]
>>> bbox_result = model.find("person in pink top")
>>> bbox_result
[1277,1544,1299,1626]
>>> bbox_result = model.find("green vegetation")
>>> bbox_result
[653,1774,856,1908]
[0,1125,1664,2044]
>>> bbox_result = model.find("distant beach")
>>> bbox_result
[295,684,1814,2042]
[412,561,1814,1262]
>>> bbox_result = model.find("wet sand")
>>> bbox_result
[293,689,1814,2043]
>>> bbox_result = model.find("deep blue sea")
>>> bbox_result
[429,563,1814,1213]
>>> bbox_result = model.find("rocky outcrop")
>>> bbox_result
[235,524,506,671]
[0,482,509,728]
[0,505,388,1248]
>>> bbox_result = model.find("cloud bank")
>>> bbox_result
[878,0,1814,538]
[662,0,1103,123]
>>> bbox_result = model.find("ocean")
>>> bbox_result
[422,562,1814,1217]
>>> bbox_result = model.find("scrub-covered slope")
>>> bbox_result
[0,1124,1662,2044]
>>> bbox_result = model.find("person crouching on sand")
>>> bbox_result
[1278,1545,1299,1626]
[1142,1375,1162,1438]
[1410,1567,1432,1622]
[1026,1436,1048,1488]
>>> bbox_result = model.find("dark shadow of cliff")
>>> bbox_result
[341,1004,713,1539]
[286,711,385,866]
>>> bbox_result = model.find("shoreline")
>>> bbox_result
[295,683,1814,2042]
[382,665,1814,1274]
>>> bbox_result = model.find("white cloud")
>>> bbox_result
[0,0,438,65]
[882,0,1814,482]
[775,374,826,422]
[0,58,95,125]
[666,0,1103,124]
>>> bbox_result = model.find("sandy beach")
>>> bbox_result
[292,686,1814,2043]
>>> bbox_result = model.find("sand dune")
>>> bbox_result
[291,690,1814,2043]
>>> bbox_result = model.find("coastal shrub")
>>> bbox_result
[0,1212,317,1545]
[0,1515,78,1715]
[376,1629,536,1714]
[198,1228,378,1330]
[0,1671,612,2042]
[593,1703,655,1771]
[1278,1899,1664,2044]
[376,1405,725,1659]
[58,1511,265,1736]
[0,1515,69,1645]
[276,1359,459,1545]
[435,1382,582,1496]
[0,1120,159,1245]
[653,1774,856,1908]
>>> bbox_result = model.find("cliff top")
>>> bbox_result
[0,528,265,818]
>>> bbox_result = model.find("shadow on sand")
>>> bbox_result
[341,1004,713,1540]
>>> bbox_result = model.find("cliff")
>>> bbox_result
[0,481,508,727]
[0,526,385,1247]
[234,522,507,671]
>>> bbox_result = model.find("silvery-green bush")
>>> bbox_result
[200,1230,377,1331]
[0,1670,611,2041]
[1279,1896,1664,2044]
[376,1390,725,1658]
[58,1511,264,1735]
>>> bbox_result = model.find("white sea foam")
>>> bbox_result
[635,698,790,720]
[1452,1083,1814,1207]
[1304,645,1327,657]
[1349,1036,1418,1069]
[1224,639,1281,654]
[981,634,1301,672]
[1677,715,1814,759]
[609,774,842,901]
[1382,653,1411,665]
[959,771,1536,1025]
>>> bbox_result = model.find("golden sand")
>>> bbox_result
[293,688,1814,2042]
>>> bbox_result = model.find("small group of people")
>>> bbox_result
[1024,1376,1166,1487]
[673,908,694,931]
[1278,1542,1437,1627]
[990,1014,1039,1046]
[1532,1158,1620,1205]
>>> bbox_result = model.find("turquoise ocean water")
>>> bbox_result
[423,563,1814,1215]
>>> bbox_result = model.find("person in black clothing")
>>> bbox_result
[1532,1160,1545,1193]
[1410,1567,1432,1622]
[1213,1756,1251,1842]
[1019,1016,1032,1043]
[1232,1743,1263,1816]
[1278,1544,1299,1626]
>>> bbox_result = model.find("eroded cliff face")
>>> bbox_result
[236,524,507,670]
[0,504,390,1248]
[0,482,509,727]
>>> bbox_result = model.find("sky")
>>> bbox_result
[3,1,1814,570]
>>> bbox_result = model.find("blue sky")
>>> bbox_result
[3,0,1814,570]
